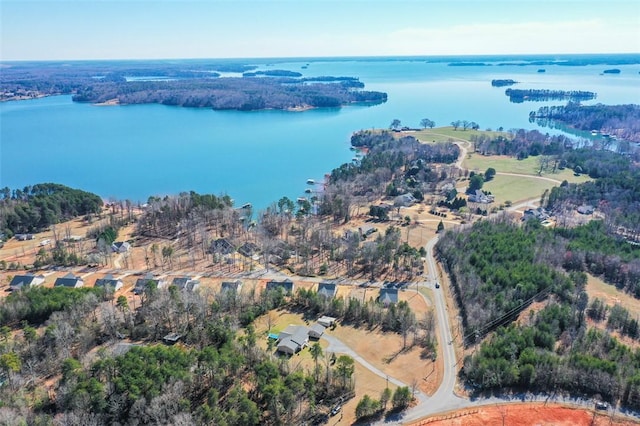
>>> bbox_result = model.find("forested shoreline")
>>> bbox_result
[530,103,640,143]
[505,89,596,103]
[0,183,103,237]
[0,61,386,110]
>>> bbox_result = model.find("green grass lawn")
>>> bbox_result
[482,174,558,205]
[412,127,505,143]
[464,153,591,184]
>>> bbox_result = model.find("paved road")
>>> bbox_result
[323,334,428,407]
[389,236,467,424]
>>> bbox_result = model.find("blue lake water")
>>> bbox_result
[2,57,640,209]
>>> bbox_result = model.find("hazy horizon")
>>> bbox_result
[2,52,639,65]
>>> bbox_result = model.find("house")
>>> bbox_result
[378,288,399,305]
[266,279,295,295]
[172,276,200,292]
[277,325,309,355]
[221,280,243,293]
[94,274,124,291]
[162,332,182,345]
[209,238,235,255]
[317,282,337,299]
[309,323,326,339]
[577,205,595,215]
[134,273,166,294]
[468,190,494,204]
[394,193,416,207]
[9,274,45,291]
[318,316,337,327]
[54,273,84,288]
[522,207,549,221]
[238,241,259,258]
[111,241,131,253]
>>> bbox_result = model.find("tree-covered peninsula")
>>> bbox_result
[530,103,640,143]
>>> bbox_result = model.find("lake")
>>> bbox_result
[2,56,639,209]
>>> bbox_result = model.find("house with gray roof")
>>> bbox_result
[277,325,309,355]
[378,288,399,305]
[394,193,417,207]
[221,280,243,293]
[172,276,200,292]
[522,207,549,222]
[134,273,166,294]
[54,273,84,288]
[9,274,45,291]
[317,282,337,299]
[318,316,337,327]
[238,241,259,258]
[111,241,131,253]
[468,190,494,204]
[94,274,123,291]
[210,238,235,255]
[577,205,595,215]
[266,279,295,295]
[309,323,326,339]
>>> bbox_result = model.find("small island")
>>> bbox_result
[505,88,596,103]
[491,79,518,87]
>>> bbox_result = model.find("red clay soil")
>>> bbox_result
[410,403,640,426]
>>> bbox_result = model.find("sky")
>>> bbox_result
[1,0,639,61]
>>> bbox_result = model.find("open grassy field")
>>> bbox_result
[586,273,640,314]
[482,174,557,205]
[463,153,592,184]
[412,127,505,144]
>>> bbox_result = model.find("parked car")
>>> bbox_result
[595,401,609,410]
[330,405,341,416]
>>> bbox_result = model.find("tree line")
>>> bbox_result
[0,183,103,236]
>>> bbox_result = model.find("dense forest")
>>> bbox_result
[505,89,596,103]
[0,61,386,110]
[436,218,640,408]
[530,103,640,143]
[0,183,103,236]
[71,77,386,110]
